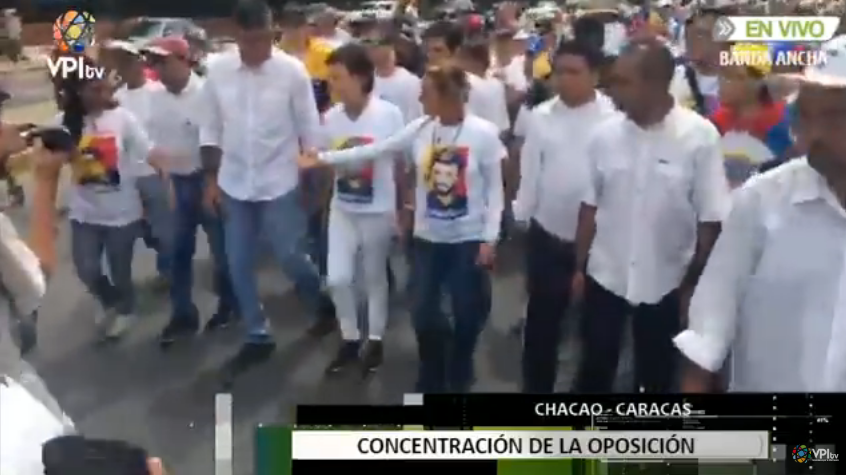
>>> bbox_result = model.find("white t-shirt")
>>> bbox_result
[60,107,153,226]
[670,65,719,115]
[513,105,531,138]
[318,114,507,243]
[114,81,163,177]
[373,67,423,123]
[489,55,528,92]
[320,97,404,214]
[467,73,511,133]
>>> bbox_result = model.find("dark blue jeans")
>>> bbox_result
[170,172,236,321]
[410,238,491,393]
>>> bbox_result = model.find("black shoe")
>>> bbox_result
[325,341,360,374]
[159,318,199,348]
[307,316,337,338]
[361,340,384,375]
[205,311,235,332]
[220,341,276,389]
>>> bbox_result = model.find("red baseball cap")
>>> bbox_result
[144,36,190,59]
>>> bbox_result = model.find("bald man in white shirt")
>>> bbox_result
[199,0,335,377]
[677,73,846,392]
[573,41,730,393]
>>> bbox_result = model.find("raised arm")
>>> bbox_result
[316,116,431,165]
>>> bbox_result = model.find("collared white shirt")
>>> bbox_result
[675,159,846,391]
[514,93,617,241]
[583,105,731,304]
[114,80,164,177]
[199,50,321,201]
[147,74,204,175]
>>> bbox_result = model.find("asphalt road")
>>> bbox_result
[3,128,583,474]
[2,96,639,474]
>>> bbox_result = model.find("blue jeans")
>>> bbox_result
[170,172,236,320]
[70,220,141,316]
[137,174,174,275]
[410,238,491,393]
[221,189,323,343]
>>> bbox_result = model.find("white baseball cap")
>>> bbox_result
[808,35,846,81]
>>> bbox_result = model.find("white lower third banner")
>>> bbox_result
[291,430,770,460]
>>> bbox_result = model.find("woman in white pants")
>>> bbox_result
[321,43,405,375]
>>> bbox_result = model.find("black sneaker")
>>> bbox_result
[361,340,384,375]
[205,311,235,332]
[159,318,199,348]
[325,341,360,374]
[219,341,276,389]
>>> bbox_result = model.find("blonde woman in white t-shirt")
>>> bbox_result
[299,63,506,393]
[319,44,405,375]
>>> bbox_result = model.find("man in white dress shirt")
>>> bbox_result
[514,40,617,393]
[199,0,335,378]
[572,40,730,393]
[143,36,238,347]
[676,71,846,392]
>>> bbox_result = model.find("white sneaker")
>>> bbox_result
[105,314,134,339]
[93,306,115,329]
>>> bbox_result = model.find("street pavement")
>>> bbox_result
[8,197,562,475]
[4,99,583,474]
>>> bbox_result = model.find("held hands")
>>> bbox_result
[297,149,324,169]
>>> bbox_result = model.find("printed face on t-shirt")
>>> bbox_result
[423,145,469,220]
[333,136,375,203]
[71,134,120,190]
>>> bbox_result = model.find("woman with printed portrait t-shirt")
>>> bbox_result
[318,44,405,376]
[45,58,166,343]
[298,63,506,393]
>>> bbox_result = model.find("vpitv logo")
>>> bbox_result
[48,10,105,80]
[793,444,839,463]
[46,56,105,80]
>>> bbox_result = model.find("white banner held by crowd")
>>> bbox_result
[291,430,770,460]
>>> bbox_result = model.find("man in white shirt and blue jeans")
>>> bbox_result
[143,36,238,347]
[199,0,335,377]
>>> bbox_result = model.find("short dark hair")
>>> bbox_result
[572,17,604,51]
[422,20,464,53]
[327,43,375,94]
[554,40,604,71]
[458,40,490,70]
[233,0,273,30]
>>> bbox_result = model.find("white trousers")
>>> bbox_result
[326,208,394,341]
